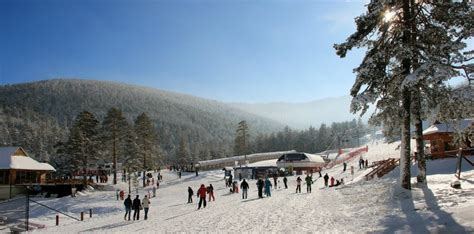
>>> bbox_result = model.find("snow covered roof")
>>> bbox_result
[198,150,296,167]
[423,119,473,136]
[302,153,326,163]
[0,147,55,171]
[277,152,325,163]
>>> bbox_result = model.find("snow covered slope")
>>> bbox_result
[2,140,472,233]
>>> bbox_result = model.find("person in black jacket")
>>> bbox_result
[240,179,249,199]
[132,195,141,220]
[124,195,132,221]
[323,173,329,187]
[283,176,288,189]
[256,178,264,198]
[188,186,194,203]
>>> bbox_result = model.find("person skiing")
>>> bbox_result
[142,195,150,220]
[330,176,335,187]
[296,176,302,193]
[359,157,364,169]
[240,179,249,199]
[207,184,215,201]
[197,184,207,209]
[132,195,141,220]
[283,176,288,189]
[124,195,132,221]
[264,177,272,197]
[256,178,264,198]
[343,162,347,172]
[365,159,369,168]
[188,186,194,203]
[305,174,312,193]
[323,173,329,187]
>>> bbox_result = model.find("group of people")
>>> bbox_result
[256,177,273,198]
[123,194,151,221]
[359,157,369,169]
[122,166,353,218]
[187,184,216,209]
[323,173,344,188]
[295,174,314,193]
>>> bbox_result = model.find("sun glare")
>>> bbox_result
[383,10,396,23]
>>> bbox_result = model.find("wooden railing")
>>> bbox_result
[44,179,87,185]
[365,158,400,181]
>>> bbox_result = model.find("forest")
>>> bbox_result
[0,79,370,175]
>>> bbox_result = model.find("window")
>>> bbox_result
[0,171,10,184]
[15,171,37,184]
[278,153,307,162]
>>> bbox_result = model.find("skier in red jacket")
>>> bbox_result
[197,184,207,209]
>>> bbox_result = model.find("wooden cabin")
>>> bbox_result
[422,120,473,159]
[0,147,55,199]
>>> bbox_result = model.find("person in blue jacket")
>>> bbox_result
[264,177,272,197]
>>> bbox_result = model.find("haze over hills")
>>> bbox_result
[231,96,367,129]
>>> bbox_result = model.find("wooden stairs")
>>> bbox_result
[365,158,400,181]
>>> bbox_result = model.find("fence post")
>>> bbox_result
[81,212,84,221]
[56,215,59,226]
[89,209,92,218]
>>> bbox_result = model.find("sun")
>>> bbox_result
[383,10,396,23]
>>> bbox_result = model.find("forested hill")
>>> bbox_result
[0,79,283,161]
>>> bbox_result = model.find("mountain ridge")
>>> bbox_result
[0,79,284,160]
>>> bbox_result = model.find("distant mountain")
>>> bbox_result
[230,96,367,129]
[0,79,284,161]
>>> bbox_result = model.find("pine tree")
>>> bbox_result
[134,112,157,186]
[101,107,129,184]
[335,0,472,189]
[66,111,99,183]
[123,128,140,172]
[177,135,190,166]
[234,120,250,156]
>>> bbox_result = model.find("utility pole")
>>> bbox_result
[25,186,30,231]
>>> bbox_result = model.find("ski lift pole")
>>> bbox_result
[25,186,30,231]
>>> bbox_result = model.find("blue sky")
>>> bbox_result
[0,0,366,103]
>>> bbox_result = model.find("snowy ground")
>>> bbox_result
[1,140,473,233]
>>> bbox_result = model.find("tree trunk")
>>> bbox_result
[401,88,412,190]
[399,0,412,190]
[413,90,426,184]
[113,126,117,185]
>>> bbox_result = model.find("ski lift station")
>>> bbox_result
[276,152,326,174]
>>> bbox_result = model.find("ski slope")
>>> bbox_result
[5,140,473,233]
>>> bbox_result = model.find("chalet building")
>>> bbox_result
[422,119,473,159]
[0,147,55,199]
